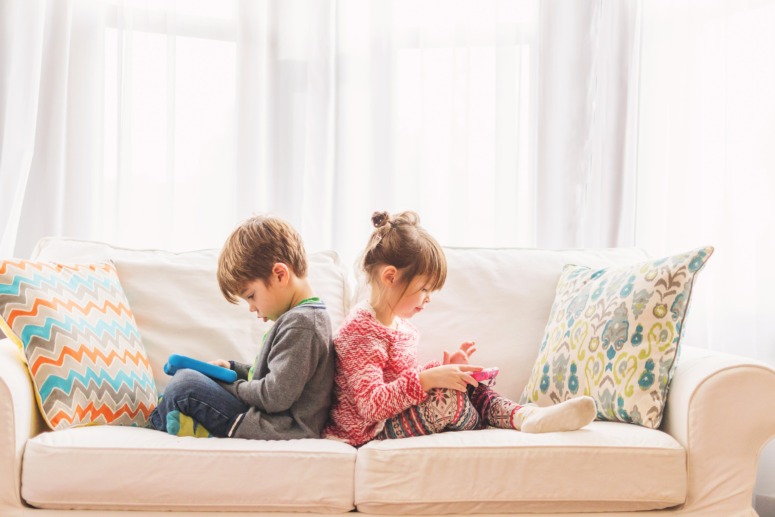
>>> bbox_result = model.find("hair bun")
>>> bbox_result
[371,211,391,228]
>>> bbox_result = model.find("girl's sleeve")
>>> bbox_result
[336,327,427,423]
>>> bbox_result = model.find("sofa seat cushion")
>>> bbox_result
[355,422,686,514]
[22,427,356,512]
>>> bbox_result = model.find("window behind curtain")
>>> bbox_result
[103,0,238,251]
[99,0,540,257]
[334,0,540,256]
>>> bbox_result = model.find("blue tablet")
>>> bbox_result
[163,354,238,383]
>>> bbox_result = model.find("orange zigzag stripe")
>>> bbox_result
[31,346,151,376]
[0,260,109,278]
[50,401,155,427]
[8,297,133,328]
[0,260,47,276]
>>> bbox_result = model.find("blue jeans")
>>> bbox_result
[149,369,248,437]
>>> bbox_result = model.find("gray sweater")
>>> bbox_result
[221,302,334,440]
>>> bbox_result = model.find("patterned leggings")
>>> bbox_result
[376,385,522,440]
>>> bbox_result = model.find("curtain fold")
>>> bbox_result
[636,0,775,362]
[235,0,338,255]
[0,0,46,257]
[0,0,105,259]
[16,1,106,258]
[536,0,640,249]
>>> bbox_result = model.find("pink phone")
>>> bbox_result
[470,367,499,383]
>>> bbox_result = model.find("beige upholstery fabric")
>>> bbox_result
[355,422,686,514]
[0,340,44,509]
[662,346,775,515]
[22,426,355,512]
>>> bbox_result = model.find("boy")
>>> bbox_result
[148,215,335,439]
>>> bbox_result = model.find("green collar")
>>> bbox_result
[295,296,322,307]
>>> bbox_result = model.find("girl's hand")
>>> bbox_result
[419,364,483,392]
[442,341,477,365]
[210,359,230,368]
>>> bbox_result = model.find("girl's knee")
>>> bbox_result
[452,389,470,412]
[428,387,470,411]
[427,388,479,431]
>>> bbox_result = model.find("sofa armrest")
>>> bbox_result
[0,339,45,510]
[662,345,775,514]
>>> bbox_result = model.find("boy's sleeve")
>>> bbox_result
[229,360,252,381]
[229,325,317,414]
[336,330,426,423]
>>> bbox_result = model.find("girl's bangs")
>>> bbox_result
[417,243,447,291]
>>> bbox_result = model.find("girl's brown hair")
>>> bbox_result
[217,215,308,304]
[362,210,447,291]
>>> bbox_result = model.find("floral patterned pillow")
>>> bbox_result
[519,246,713,429]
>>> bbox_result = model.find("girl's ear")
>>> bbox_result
[380,265,398,288]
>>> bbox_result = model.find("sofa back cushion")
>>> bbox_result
[32,238,350,391]
[356,247,650,401]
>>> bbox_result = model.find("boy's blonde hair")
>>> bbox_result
[362,210,446,291]
[217,215,308,304]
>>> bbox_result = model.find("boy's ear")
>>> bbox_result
[272,263,291,286]
[380,265,398,287]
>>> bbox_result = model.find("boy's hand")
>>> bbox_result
[210,359,230,369]
[419,364,482,392]
[442,341,477,365]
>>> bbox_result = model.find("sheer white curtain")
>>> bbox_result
[102,0,240,252]
[1,0,641,266]
[315,0,641,259]
[234,0,549,261]
[537,2,641,249]
[330,0,543,262]
[0,0,104,258]
[0,0,242,258]
[636,0,775,363]
[0,0,40,258]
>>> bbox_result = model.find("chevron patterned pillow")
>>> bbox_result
[0,260,157,430]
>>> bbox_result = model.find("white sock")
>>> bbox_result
[516,396,596,433]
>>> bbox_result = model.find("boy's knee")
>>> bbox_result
[164,369,207,398]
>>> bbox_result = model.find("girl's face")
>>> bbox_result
[390,274,433,320]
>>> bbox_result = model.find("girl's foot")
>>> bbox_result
[516,396,597,433]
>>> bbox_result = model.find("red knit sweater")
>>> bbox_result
[323,303,434,446]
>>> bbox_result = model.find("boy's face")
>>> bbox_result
[240,277,285,322]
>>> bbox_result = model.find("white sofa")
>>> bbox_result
[2,237,774,517]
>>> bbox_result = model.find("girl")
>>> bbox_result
[323,211,596,447]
